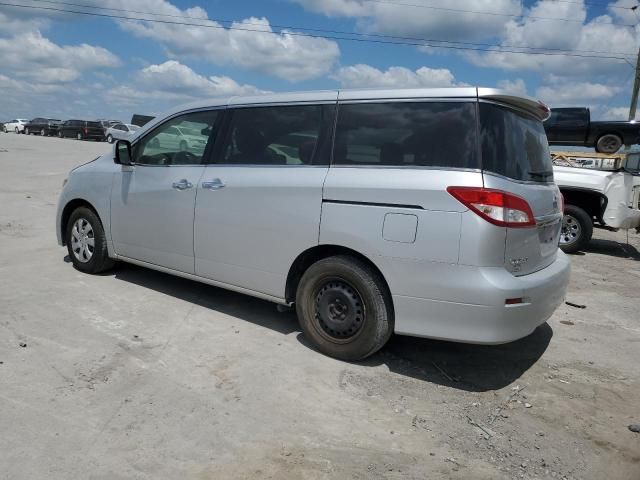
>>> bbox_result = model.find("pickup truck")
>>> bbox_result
[544,108,640,154]
[553,151,640,252]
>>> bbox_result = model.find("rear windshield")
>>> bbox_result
[87,121,102,128]
[480,103,553,183]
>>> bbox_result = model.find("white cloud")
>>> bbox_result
[467,1,638,78]
[292,0,521,41]
[96,0,339,81]
[497,78,528,96]
[0,31,120,84]
[332,64,459,88]
[106,61,266,107]
[535,77,621,106]
[599,106,634,121]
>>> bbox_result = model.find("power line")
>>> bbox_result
[0,1,635,62]
[22,0,638,56]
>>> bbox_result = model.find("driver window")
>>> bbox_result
[134,110,219,166]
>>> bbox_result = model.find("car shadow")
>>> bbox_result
[583,238,640,260]
[110,261,552,392]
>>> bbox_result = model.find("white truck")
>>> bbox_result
[553,151,640,253]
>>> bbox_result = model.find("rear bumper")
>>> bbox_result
[393,251,571,344]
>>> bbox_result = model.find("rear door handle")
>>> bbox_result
[202,178,225,190]
[172,179,193,190]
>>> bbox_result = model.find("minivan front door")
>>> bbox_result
[110,110,221,273]
[194,102,336,299]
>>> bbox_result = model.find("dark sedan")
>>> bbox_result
[24,118,62,136]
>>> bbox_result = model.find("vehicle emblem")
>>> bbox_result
[510,257,529,272]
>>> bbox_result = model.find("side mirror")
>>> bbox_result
[115,140,133,166]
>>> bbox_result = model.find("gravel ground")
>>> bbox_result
[1,133,639,479]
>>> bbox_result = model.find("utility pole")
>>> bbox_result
[630,49,640,121]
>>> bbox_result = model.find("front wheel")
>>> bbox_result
[15,127,19,134]
[65,207,114,274]
[296,255,393,361]
[106,134,113,143]
[595,134,622,154]
[76,132,83,140]
[58,130,63,138]
[559,204,593,254]
[40,128,46,136]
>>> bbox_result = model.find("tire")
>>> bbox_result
[76,132,83,140]
[595,134,622,154]
[296,255,393,361]
[15,127,19,134]
[40,128,46,136]
[58,130,63,138]
[107,134,113,144]
[65,207,114,274]
[25,128,30,135]
[559,204,593,254]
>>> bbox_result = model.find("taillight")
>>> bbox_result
[447,186,536,228]
[84,127,88,134]
[560,193,565,213]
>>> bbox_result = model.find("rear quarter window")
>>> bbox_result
[333,102,478,169]
[480,103,553,183]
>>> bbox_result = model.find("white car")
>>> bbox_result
[105,123,140,144]
[56,88,570,360]
[4,119,28,133]
[146,125,208,153]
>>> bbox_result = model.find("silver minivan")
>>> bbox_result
[56,88,570,360]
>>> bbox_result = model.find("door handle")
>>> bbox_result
[172,179,193,190]
[202,178,225,190]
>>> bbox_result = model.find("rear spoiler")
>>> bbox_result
[477,88,551,122]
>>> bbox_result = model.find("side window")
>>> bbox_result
[220,104,331,165]
[134,110,219,166]
[333,102,478,169]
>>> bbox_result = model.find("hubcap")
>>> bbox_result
[314,279,365,340]
[70,218,95,263]
[560,214,581,245]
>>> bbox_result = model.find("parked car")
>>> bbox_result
[58,120,105,141]
[24,117,62,136]
[146,124,207,153]
[98,119,121,135]
[553,151,640,252]
[105,123,140,143]
[544,107,640,154]
[4,119,28,133]
[56,87,570,360]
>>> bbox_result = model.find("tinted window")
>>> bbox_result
[134,110,219,166]
[220,104,332,165]
[480,103,553,183]
[87,121,102,128]
[546,109,587,127]
[333,102,478,168]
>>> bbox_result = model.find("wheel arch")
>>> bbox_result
[285,244,393,308]
[560,187,607,223]
[60,198,103,246]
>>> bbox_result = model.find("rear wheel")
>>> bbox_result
[107,134,113,143]
[296,255,393,361]
[65,207,114,274]
[595,134,622,154]
[58,130,63,138]
[40,128,46,136]
[76,132,83,140]
[559,204,593,254]
[25,127,30,135]
[15,127,19,134]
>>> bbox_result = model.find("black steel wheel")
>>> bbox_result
[296,255,393,360]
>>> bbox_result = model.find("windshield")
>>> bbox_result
[480,103,553,183]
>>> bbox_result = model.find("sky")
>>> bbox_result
[0,0,637,122]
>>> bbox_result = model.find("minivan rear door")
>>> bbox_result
[479,100,563,276]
